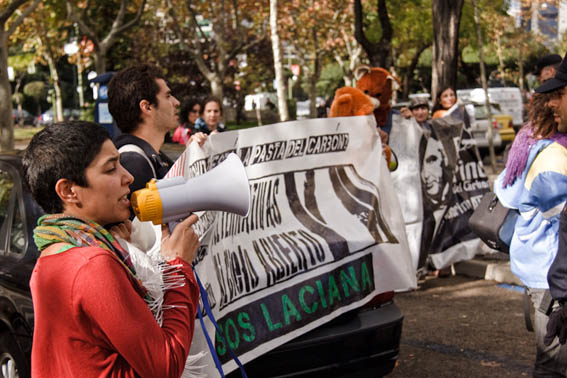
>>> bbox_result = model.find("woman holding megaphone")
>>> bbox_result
[22,121,201,378]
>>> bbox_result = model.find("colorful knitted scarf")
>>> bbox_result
[33,214,148,298]
[502,124,567,187]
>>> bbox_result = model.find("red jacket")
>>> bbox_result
[30,246,199,377]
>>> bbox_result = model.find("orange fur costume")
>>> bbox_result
[329,65,399,168]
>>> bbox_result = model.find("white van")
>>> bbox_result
[457,87,523,148]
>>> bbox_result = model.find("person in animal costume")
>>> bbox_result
[329,65,400,170]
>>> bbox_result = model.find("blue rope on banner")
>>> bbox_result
[194,270,248,378]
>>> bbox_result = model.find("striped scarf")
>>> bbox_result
[33,214,148,298]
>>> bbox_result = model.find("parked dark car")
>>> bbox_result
[0,152,403,378]
[0,152,44,378]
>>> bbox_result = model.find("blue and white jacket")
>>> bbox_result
[495,139,567,288]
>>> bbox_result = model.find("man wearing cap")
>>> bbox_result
[535,53,562,83]
[495,52,567,377]
[401,97,432,132]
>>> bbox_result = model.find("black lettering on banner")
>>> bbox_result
[214,254,375,363]
[238,146,253,167]
[215,246,260,308]
[209,149,236,169]
[306,133,349,155]
[188,159,208,177]
[212,177,282,243]
[251,229,326,289]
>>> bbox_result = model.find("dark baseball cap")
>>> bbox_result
[535,53,567,93]
[533,54,562,76]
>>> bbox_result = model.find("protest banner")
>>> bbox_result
[388,103,490,272]
[389,114,426,272]
[166,115,416,374]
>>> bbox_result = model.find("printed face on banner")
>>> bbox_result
[421,137,448,207]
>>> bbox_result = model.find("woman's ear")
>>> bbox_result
[55,178,80,206]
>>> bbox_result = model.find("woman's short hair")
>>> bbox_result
[22,121,110,213]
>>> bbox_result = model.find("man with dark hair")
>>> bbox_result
[22,120,200,377]
[495,52,567,377]
[109,64,180,195]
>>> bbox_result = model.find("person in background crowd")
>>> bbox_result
[109,64,179,195]
[22,121,200,377]
[534,54,562,83]
[173,98,201,145]
[495,52,567,377]
[431,87,457,120]
[401,97,432,132]
[194,96,226,135]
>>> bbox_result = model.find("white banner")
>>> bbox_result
[166,115,416,374]
[388,106,489,272]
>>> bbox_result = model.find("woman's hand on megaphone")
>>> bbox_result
[160,214,200,264]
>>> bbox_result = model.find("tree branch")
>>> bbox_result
[5,0,41,37]
[353,0,372,54]
[0,0,28,25]
[105,0,147,44]
[66,1,100,46]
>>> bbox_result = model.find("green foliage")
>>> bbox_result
[23,81,46,100]
[316,63,344,98]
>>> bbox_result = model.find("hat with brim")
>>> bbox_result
[409,96,429,110]
[535,52,567,93]
[533,54,562,76]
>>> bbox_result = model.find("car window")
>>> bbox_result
[474,104,501,119]
[0,167,26,256]
[0,170,14,228]
[10,198,26,254]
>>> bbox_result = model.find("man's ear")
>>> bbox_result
[55,178,80,206]
[139,99,152,115]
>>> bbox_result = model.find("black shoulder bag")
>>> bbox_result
[468,192,519,253]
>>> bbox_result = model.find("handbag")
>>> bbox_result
[468,192,519,253]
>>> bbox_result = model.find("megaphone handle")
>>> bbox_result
[167,220,181,234]
[166,211,206,234]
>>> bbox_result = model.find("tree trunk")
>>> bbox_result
[431,0,464,99]
[14,79,23,127]
[308,29,321,118]
[473,0,496,171]
[496,32,504,78]
[270,0,289,122]
[210,77,224,108]
[94,46,107,74]
[354,0,393,67]
[47,56,64,122]
[402,43,429,99]
[0,32,14,150]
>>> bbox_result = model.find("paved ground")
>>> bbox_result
[387,273,534,377]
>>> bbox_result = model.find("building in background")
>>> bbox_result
[510,0,567,43]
